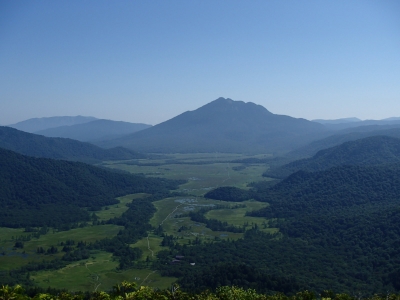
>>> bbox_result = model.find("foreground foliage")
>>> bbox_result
[3,282,400,300]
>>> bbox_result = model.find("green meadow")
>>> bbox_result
[95,193,149,222]
[31,251,176,292]
[205,200,279,234]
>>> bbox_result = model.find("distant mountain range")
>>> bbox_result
[312,117,400,130]
[7,99,400,155]
[96,98,327,154]
[9,116,97,133]
[34,119,152,142]
[312,117,362,124]
[0,126,145,163]
[266,135,400,178]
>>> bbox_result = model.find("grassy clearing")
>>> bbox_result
[0,224,123,270]
[24,225,123,252]
[95,193,149,222]
[0,228,29,242]
[0,193,141,271]
[149,197,253,245]
[31,251,176,292]
[205,200,279,234]
[130,234,166,261]
[103,153,270,193]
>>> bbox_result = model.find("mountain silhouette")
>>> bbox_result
[9,116,97,133]
[98,98,327,153]
[34,119,151,142]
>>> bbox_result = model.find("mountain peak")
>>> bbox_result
[100,98,326,153]
[200,97,272,115]
[214,97,234,103]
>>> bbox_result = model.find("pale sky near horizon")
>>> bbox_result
[1,1,399,126]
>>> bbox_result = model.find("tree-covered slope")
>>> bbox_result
[266,135,400,178]
[256,164,400,218]
[243,164,400,292]
[0,126,145,163]
[289,127,400,159]
[98,98,327,154]
[0,147,182,227]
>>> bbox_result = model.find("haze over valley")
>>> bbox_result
[1,1,400,298]
[2,97,400,295]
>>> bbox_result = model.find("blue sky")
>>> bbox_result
[1,0,399,125]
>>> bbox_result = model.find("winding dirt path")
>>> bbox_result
[146,235,154,257]
[85,263,101,292]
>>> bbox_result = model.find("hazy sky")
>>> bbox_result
[1,1,399,125]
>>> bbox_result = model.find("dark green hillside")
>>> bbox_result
[0,147,182,227]
[0,126,145,163]
[244,164,400,292]
[256,164,400,218]
[289,127,400,159]
[266,135,400,178]
[98,98,327,153]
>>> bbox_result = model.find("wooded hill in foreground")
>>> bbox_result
[0,126,145,163]
[0,147,183,227]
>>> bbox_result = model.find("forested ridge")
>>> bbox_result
[0,147,183,227]
[243,164,400,293]
[0,126,145,163]
[267,135,400,178]
[288,127,400,159]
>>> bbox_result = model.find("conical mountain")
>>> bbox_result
[99,98,327,153]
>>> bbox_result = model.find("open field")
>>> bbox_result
[103,153,271,193]
[0,224,123,270]
[31,251,176,292]
[205,200,279,234]
[95,193,149,222]
[0,193,147,270]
